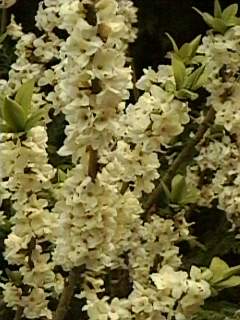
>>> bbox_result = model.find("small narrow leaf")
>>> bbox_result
[24,109,45,131]
[192,7,204,18]
[209,257,229,283]
[172,56,186,90]
[178,186,199,205]
[211,18,228,33]
[189,34,202,58]
[214,0,222,18]
[57,169,67,183]
[3,97,26,132]
[176,88,198,100]
[222,265,240,281]
[225,16,240,26]
[165,32,178,52]
[185,65,206,91]
[171,174,186,203]
[165,80,176,93]
[15,78,35,115]
[178,43,192,62]
[222,4,238,21]
[202,13,218,28]
[160,180,171,200]
[0,32,7,44]
[215,275,240,289]
[193,8,217,30]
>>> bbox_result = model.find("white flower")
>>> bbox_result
[1,282,22,309]
[150,265,188,299]
[22,288,52,319]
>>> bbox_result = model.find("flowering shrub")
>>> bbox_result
[0,0,240,319]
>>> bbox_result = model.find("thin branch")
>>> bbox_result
[87,145,98,182]
[53,267,81,320]
[0,9,7,34]
[142,106,216,220]
[14,306,23,320]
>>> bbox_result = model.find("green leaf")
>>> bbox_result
[211,18,228,33]
[2,97,26,132]
[185,65,206,91]
[178,43,192,62]
[165,32,178,52]
[57,169,67,183]
[0,122,13,133]
[224,16,240,26]
[165,80,176,93]
[172,56,186,90]
[170,174,186,203]
[209,257,229,283]
[176,88,198,100]
[221,264,240,281]
[15,78,35,116]
[201,13,219,28]
[160,180,171,200]
[215,275,240,289]
[192,7,204,18]
[24,109,45,131]
[178,186,199,205]
[192,8,226,33]
[222,4,238,21]
[193,8,214,26]
[189,35,202,59]
[0,32,7,44]
[214,0,222,18]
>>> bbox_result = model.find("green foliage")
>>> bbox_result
[166,33,201,65]
[193,301,240,320]
[161,174,199,206]
[168,54,208,100]
[207,257,240,294]
[14,78,34,115]
[193,0,240,34]
[0,79,45,133]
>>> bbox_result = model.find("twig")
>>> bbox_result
[142,106,216,220]
[53,268,80,320]
[87,145,98,182]
[14,306,23,320]
[0,9,7,34]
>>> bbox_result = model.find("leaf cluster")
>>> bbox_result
[193,0,240,34]
[0,79,45,133]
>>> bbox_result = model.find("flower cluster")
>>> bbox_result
[185,25,240,232]
[2,0,240,320]
[0,127,61,318]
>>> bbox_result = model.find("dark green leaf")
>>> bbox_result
[2,97,26,132]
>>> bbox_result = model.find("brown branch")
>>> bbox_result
[142,106,216,220]
[120,181,129,195]
[87,145,98,182]
[53,267,83,320]
[14,306,23,320]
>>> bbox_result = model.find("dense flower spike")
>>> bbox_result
[1,0,240,319]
